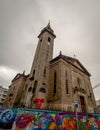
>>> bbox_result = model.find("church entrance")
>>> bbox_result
[80,96,87,113]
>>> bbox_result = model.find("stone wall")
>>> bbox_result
[48,58,96,113]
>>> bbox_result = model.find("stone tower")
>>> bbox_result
[25,22,56,107]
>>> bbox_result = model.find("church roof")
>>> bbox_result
[12,72,29,82]
[50,53,91,76]
[38,22,56,38]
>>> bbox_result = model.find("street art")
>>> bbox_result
[34,98,44,109]
[14,110,100,130]
[0,108,17,129]
[0,108,100,129]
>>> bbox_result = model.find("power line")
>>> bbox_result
[93,83,100,89]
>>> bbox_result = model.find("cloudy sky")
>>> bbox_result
[0,0,100,100]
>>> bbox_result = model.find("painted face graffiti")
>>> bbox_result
[16,113,34,128]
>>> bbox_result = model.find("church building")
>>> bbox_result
[4,23,96,113]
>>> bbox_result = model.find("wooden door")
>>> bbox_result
[80,96,87,113]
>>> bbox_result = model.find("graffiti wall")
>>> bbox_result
[0,108,17,129]
[0,108,100,130]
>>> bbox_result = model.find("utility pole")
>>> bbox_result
[73,86,79,130]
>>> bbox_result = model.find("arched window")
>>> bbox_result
[66,79,69,94]
[46,45,49,62]
[65,71,69,94]
[32,80,38,93]
[48,37,51,44]
[48,37,51,42]
[54,72,57,93]
[77,77,81,88]
[28,87,32,92]
[44,67,46,76]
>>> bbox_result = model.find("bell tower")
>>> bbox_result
[30,22,56,77]
[25,22,56,107]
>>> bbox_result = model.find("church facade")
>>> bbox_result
[4,23,96,113]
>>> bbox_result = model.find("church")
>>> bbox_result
[3,23,96,113]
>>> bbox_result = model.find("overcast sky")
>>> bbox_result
[0,0,100,100]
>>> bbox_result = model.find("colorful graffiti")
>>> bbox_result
[34,98,44,109]
[0,108,100,129]
[0,108,17,129]
[15,110,100,130]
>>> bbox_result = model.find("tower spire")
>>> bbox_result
[38,22,56,38]
[47,20,50,28]
[59,51,62,56]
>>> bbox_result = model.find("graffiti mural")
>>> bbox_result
[0,108,17,129]
[15,110,100,130]
[15,110,55,130]
[0,108,100,129]
[34,98,44,109]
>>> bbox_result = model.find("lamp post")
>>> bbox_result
[73,86,79,130]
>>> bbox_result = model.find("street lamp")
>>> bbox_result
[73,86,79,130]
